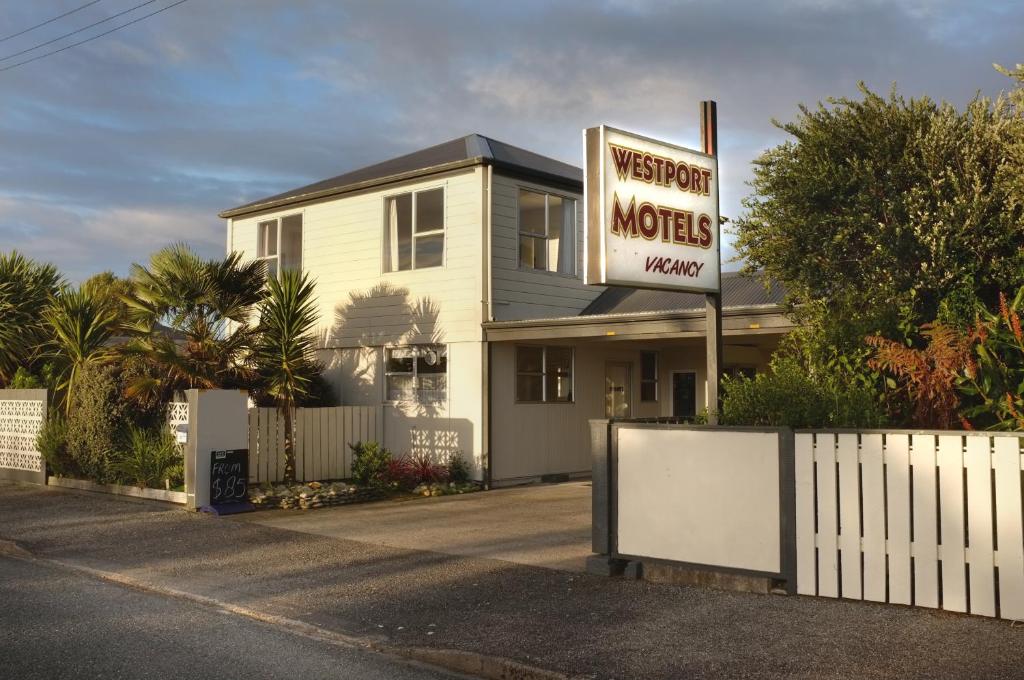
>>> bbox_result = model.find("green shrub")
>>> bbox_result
[720,357,886,429]
[445,451,471,483]
[62,359,166,483]
[36,416,74,477]
[349,440,391,487]
[65,363,125,482]
[111,426,182,489]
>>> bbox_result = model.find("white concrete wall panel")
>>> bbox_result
[615,428,782,573]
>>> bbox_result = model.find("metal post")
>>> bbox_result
[701,100,724,424]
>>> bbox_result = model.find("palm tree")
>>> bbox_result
[0,251,62,385]
[254,268,320,483]
[122,243,265,405]
[44,287,118,413]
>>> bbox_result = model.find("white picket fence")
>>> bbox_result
[795,431,1024,620]
[247,406,382,484]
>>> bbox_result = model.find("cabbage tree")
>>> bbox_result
[254,268,320,483]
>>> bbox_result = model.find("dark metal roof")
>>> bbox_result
[220,134,583,218]
[580,272,785,316]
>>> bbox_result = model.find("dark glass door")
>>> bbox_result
[672,372,696,419]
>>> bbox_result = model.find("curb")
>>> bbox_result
[0,540,575,680]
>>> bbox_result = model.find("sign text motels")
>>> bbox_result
[584,125,720,293]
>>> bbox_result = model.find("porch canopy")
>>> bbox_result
[482,272,794,343]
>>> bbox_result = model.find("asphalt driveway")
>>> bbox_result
[238,481,593,572]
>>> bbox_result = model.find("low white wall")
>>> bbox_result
[615,425,784,574]
[0,389,47,485]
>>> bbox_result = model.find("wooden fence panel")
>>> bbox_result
[965,436,995,617]
[911,434,939,609]
[994,437,1024,620]
[937,434,967,613]
[885,434,912,605]
[248,409,258,483]
[795,430,1024,621]
[247,406,383,484]
[815,433,839,598]
[837,433,861,599]
[860,434,886,602]
[794,434,816,596]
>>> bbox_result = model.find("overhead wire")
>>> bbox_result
[0,0,103,44]
[0,0,163,63]
[0,0,189,73]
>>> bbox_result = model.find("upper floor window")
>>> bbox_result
[518,189,576,275]
[384,187,445,272]
[385,345,448,402]
[257,214,303,278]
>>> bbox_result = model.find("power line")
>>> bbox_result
[0,0,162,63]
[0,0,104,44]
[0,0,189,74]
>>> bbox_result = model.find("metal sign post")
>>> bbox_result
[700,100,723,424]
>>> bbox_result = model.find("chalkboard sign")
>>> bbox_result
[209,449,250,510]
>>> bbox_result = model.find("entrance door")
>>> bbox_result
[672,371,697,419]
[605,362,632,419]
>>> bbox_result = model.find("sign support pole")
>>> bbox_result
[700,100,723,424]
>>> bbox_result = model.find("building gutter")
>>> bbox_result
[482,305,794,342]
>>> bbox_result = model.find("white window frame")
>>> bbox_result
[256,212,303,278]
[383,344,448,403]
[383,185,447,273]
[514,345,574,404]
[516,188,577,276]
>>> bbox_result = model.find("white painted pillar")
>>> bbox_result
[183,389,249,511]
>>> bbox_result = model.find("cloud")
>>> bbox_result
[0,0,1021,282]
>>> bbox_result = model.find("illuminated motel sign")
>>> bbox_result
[583,125,720,294]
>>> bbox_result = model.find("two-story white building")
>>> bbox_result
[220,134,793,485]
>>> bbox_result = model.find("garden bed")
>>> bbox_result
[248,480,482,510]
[47,476,186,504]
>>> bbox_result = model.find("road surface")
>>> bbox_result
[0,555,462,680]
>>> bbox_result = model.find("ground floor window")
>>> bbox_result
[724,365,757,380]
[516,346,573,403]
[640,351,658,401]
[385,345,447,402]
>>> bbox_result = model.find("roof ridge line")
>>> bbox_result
[465,134,493,160]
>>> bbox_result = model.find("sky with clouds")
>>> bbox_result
[1,0,1022,281]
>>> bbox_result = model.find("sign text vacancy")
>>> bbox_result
[584,125,720,292]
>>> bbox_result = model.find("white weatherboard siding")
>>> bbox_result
[490,173,603,321]
[230,168,487,478]
[491,343,699,482]
[490,341,773,483]
[229,167,485,347]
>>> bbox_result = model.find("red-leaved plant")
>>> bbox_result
[382,453,449,490]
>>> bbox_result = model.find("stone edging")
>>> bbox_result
[47,477,186,505]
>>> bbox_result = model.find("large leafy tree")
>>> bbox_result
[0,251,62,385]
[733,76,1024,369]
[253,268,321,483]
[122,243,265,404]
